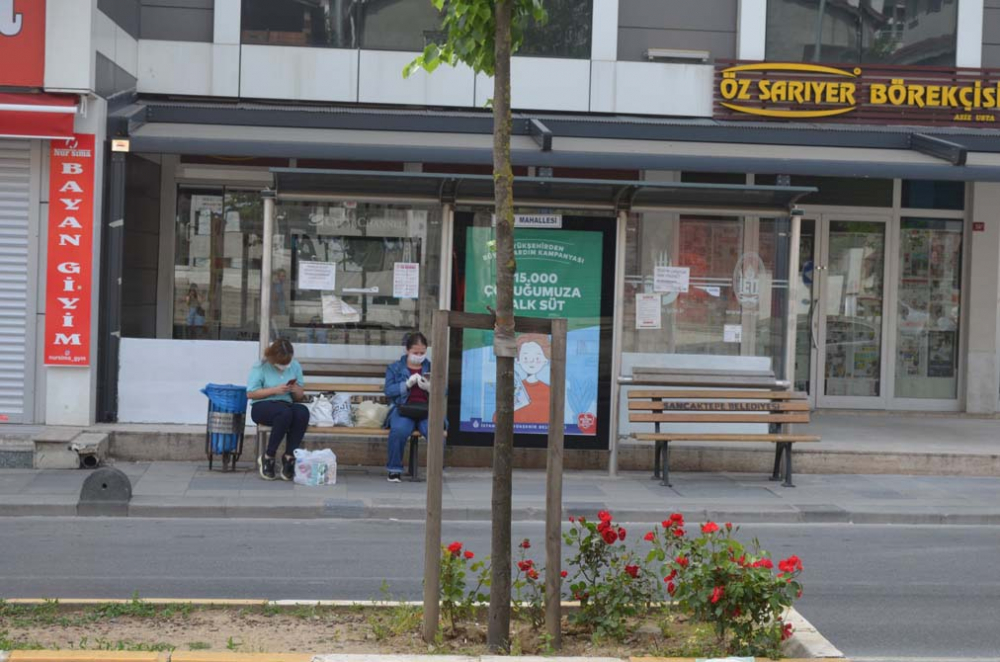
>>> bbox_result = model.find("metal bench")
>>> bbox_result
[624,368,820,487]
[253,359,423,481]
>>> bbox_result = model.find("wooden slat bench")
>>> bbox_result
[253,359,424,481]
[627,386,820,488]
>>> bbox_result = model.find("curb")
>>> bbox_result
[783,607,845,659]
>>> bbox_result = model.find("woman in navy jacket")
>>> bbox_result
[383,332,431,482]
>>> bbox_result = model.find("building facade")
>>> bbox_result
[6,0,1000,460]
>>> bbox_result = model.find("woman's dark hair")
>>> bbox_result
[264,338,294,364]
[404,332,429,350]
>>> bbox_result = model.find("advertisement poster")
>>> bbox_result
[460,227,603,436]
[44,135,95,366]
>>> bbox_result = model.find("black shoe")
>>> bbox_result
[280,455,295,481]
[387,473,402,483]
[259,455,276,481]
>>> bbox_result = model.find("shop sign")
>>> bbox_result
[0,0,45,87]
[44,134,95,367]
[715,62,1000,127]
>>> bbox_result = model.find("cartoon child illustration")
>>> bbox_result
[513,334,551,425]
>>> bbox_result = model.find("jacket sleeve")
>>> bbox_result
[384,363,409,404]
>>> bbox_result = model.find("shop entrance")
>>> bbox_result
[796,214,891,409]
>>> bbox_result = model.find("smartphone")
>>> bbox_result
[286,379,297,386]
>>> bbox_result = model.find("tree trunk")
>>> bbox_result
[487,0,515,653]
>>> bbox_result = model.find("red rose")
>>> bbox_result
[753,558,774,569]
[597,520,610,533]
[797,589,803,599]
[670,513,684,526]
[737,555,746,566]
[527,568,540,581]
[725,522,733,531]
[447,542,462,556]
[625,565,639,578]
[782,622,794,641]
[601,529,618,545]
[666,582,676,596]
[710,586,724,604]
[664,569,677,582]
[560,570,568,578]
[517,560,534,572]
[598,510,612,523]
[644,531,655,542]
[568,516,575,523]
[778,555,803,573]
[618,527,627,541]
[661,520,671,529]
[519,538,531,549]
[673,528,685,538]
[701,521,720,534]
[675,555,689,568]
[464,550,475,560]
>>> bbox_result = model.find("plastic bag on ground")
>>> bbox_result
[307,394,335,427]
[293,448,337,486]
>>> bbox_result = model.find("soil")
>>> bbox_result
[0,603,720,657]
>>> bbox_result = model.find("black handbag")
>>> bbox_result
[398,402,429,420]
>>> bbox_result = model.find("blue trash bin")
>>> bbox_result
[201,384,248,470]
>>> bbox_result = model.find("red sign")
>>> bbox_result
[44,135,95,367]
[0,0,45,87]
[974,221,986,232]
[0,93,77,139]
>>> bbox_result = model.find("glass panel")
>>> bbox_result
[902,180,965,210]
[861,0,958,66]
[794,220,817,394]
[173,189,264,340]
[765,0,862,63]
[519,0,593,59]
[824,220,885,397]
[269,201,442,350]
[895,218,962,399]
[756,175,893,207]
[241,0,357,48]
[359,0,443,52]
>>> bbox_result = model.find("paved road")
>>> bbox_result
[1,518,998,660]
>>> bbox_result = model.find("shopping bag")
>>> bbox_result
[293,448,337,486]
[307,394,335,427]
[330,393,352,427]
[354,400,389,428]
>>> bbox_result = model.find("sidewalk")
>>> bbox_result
[4,459,1000,524]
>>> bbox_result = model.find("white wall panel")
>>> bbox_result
[94,11,116,64]
[240,45,358,102]
[592,0,619,61]
[737,0,766,60]
[359,51,475,107]
[214,0,241,45]
[115,22,138,77]
[957,0,984,67]
[475,58,591,112]
[45,0,95,91]
[593,62,713,117]
[138,41,238,97]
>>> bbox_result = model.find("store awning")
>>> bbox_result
[271,168,815,214]
[0,93,78,140]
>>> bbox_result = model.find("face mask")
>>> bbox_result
[408,353,425,365]
[274,363,290,372]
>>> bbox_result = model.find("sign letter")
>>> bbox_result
[0,0,22,37]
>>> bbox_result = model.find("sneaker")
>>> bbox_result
[387,473,402,483]
[258,455,276,481]
[280,455,295,481]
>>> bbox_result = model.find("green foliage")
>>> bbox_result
[511,539,545,628]
[187,641,212,650]
[439,542,490,631]
[404,0,548,78]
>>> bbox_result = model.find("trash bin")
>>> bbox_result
[201,383,248,471]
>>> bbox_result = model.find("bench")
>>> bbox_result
[253,359,424,481]
[625,369,819,488]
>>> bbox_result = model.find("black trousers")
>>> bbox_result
[251,400,309,458]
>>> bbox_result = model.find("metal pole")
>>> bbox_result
[96,151,126,422]
[785,214,802,386]
[544,318,567,649]
[260,191,275,358]
[423,308,450,642]
[607,210,628,476]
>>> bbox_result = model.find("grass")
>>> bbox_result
[0,594,198,629]
[187,641,212,650]
[76,636,176,652]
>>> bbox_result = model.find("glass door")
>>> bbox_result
[816,216,890,408]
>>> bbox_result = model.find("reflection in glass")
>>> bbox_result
[358,0,444,52]
[766,0,861,63]
[862,0,958,66]
[242,0,357,48]
[894,218,962,399]
[824,221,885,397]
[519,0,593,59]
[794,220,817,395]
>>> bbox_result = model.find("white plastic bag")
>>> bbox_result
[330,393,352,427]
[293,448,337,486]
[354,400,389,428]
[307,394,334,427]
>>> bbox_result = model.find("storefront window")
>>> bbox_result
[621,213,789,378]
[756,175,893,207]
[268,201,442,351]
[173,188,264,341]
[242,0,357,48]
[518,0,593,59]
[766,0,958,66]
[358,0,444,52]
[894,218,962,399]
[902,180,965,211]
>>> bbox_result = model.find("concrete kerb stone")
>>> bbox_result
[782,607,846,659]
[0,650,9,662]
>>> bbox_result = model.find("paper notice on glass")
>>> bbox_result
[826,274,845,316]
[723,324,743,343]
[845,247,864,294]
[653,266,690,293]
[298,261,337,291]
[224,210,241,233]
[393,262,420,299]
[342,286,379,295]
[635,293,662,329]
[698,285,721,297]
[321,295,361,324]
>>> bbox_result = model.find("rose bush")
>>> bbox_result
[439,541,490,631]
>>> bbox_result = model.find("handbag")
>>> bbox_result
[398,402,429,420]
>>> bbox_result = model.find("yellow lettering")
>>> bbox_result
[907,85,925,108]
[843,83,856,105]
[960,87,975,111]
[720,77,739,100]
[771,80,787,102]
[942,86,959,107]
[926,86,941,107]
[871,84,887,104]
[758,80,771,101]
[984,88,996,108]
[738,78,753,100]
[888,79,907,105]
[789,81,805,104]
